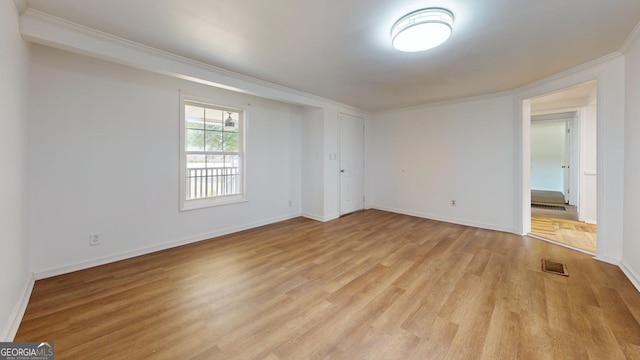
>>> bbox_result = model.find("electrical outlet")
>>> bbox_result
[288,200,292,207]
[451,200,456,207]
[89,232,101,246]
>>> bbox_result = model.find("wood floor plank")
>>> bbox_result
[15,210,640,359]
[531,215,597,253]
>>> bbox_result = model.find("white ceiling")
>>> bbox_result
[27,0,640,112]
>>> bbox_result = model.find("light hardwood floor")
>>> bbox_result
[16,210,640,359]
[531,215,597,254]
[530,204,597,253]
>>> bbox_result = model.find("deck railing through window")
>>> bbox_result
[186,167,239,200]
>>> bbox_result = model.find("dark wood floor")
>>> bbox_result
[16,210,640,359]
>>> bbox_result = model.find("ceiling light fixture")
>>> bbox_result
[391,8,454,52]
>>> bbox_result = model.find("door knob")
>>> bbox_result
[340,169,345,173]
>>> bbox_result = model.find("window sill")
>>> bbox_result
[180,195,247,211]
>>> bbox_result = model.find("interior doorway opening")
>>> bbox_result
[526,81,598,254]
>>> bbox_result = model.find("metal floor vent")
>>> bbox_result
[542,259,569,276]
[532,204,566,211]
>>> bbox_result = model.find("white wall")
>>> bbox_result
[530,120,567,192]
[301,108,324,220]
[29,45,303,276]
[368,94,515,232]
[582,104,597,223]
[0,1,31,340]
[623,31,640,290]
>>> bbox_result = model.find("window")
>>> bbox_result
[180,96,245,210]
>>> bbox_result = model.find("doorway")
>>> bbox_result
[339,113,364,215]
[527,81,598,254]
[530,116,572,203]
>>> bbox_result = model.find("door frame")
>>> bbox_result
[518,77,604,258]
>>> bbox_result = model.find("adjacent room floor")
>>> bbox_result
[16,210,638,359]
[530,190,597,254]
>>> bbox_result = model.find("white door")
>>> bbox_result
[339,113,364,215]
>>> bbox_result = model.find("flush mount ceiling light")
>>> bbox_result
[391,8,454,52]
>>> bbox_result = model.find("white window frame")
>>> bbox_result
[179,94,247,211]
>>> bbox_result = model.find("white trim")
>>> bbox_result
[621,21,640,54]
[304,211,340,223]
[620,262,640,293]
[324,214,340,222]
[301,212,326,222]
[514,52,622,95]
[1,275,34,341]
[19,9,366,114]
[179,93,247,211]
[374,90,513,115]
[371,205,516,234]
[593,255,621,266]
[34,214,299,280]
[514,61,623,261]
[181,197,248,211]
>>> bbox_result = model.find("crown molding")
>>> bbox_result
[621,21,640,54]
[514,51,622,96]
[13,0,28,15]
[374,90,514,115]
[374,51,620,115]
[19,9,366,115]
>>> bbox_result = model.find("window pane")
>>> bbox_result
[182,100,244,205]
[186,129,204,151]
[224,155,240,168]
[223,132,239,152]
[223,155,240,195]
[205,122,223,131]
[205,108,224,126]
[187,154,206,168]
[185,105,205,130]
[186,154,207,200]
[224,112,239,132]
[206,154,224,169]
[203,154,233,196]
[205,109,224,136]
[205,130,223,152]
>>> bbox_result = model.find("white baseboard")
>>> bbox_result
[302,212,339,222]
[620,262,640,293]
[2,274,35,341]
[301,212,324,222]
[324,214,339,222]
[371,205,516,234]
[34,213,300,280]
[593,255,621,266]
